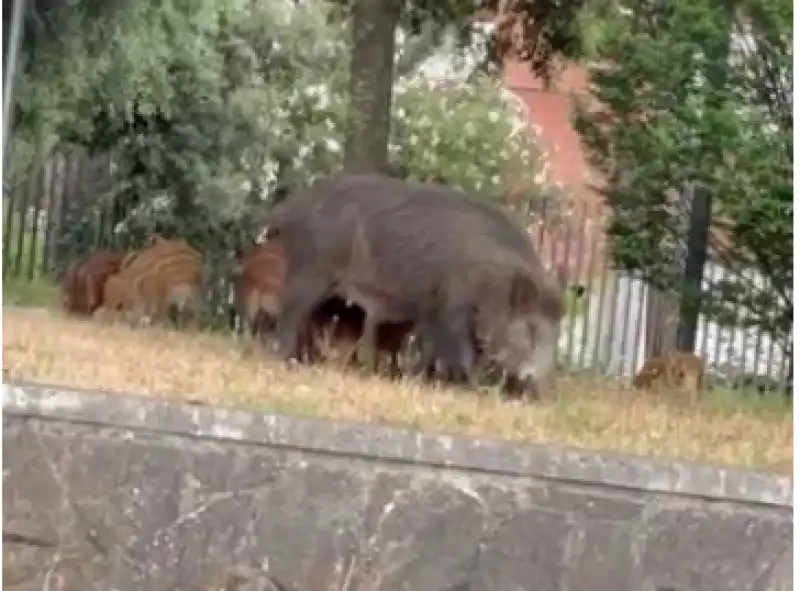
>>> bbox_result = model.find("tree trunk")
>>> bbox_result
[3,0,27,157]
[343,0,403,174]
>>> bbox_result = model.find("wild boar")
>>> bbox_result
[633,350,706,404]
[263,173,564,396]
[346,218,562,394]
[97,236,204,328]
[230,240,286,342]
[60,250,126,316]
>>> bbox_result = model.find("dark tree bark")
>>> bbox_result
[342,0,403,174]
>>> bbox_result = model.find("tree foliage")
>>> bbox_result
[574,0,792,350]
[329,0,594,78]
[328,0,595,172]
[9,0,556,260]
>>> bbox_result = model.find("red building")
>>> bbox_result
[502,60,601,212]
[500,59,609,281]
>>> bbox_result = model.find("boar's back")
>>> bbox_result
[266,173,538,265]
[265,173,561,322]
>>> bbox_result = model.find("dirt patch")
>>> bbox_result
[3,307,792,472]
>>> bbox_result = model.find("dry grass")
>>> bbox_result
[3,306,792,473]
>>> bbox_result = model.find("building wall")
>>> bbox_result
[501,59,603,216]
[501,59,610,283]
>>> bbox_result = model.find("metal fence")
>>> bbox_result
[529,206,791,391]
[2,150,116,280]
[2,150,792,391]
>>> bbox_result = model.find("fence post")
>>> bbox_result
[676,183,712,352]
[643,288,679,358]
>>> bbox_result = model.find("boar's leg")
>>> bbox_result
[358,319,408,376]
[440,313,478,384]
[411,327,435,379]
[386,352,401,379]
[411,310,477,385]
[385,339,405,379]
[376,321,413,380]
[356,313,381,373]
[411,328,452,381]
[503,374,533,399]
[411,326,448,380]
[344,294,393,374]
[275,269,332,362]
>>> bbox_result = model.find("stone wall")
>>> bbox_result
[3,380,793,591]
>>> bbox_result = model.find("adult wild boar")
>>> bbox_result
[345,217,561,394]
[263,173,564,396]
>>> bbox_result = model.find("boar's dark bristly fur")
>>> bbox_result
[262,173,564,395]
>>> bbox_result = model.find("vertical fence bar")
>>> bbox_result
[48,157,62,272]
[26,161,44,280]
[630,273,648,379]
[565,202,587,370]
[49,157,61,266]
[782,349,792,394]
[90,157,104,249]
[616,270,634,377]
[89,156,105,249]
[96,202,108,249]
[697,264,709,366]
[736,296,755,390]
[96,154,113,249]
[591,253,611,373]
[41,158,55,272]
[55,154,73,269]
[602,269,621,377]
[120,198,132,250]
[750,273,765,382]
[76,152,92,257]
[2,183,15,279]
[578,216,598,371]
[13,172,31,279]
[712,265,726,381]
[107,153,118,248]
[740,270,751,379]
[558,209,576,370]
[59,152,83,265]
[736,276,748,388]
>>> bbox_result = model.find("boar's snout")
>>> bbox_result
[488,314,558,398]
